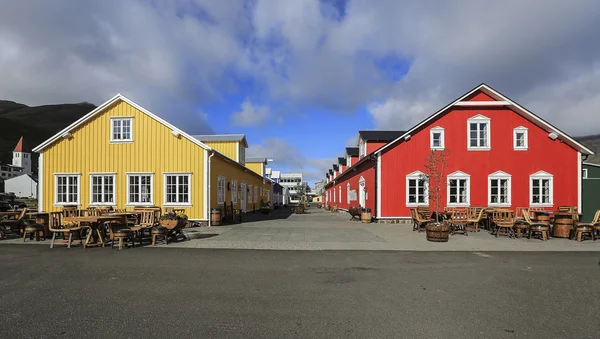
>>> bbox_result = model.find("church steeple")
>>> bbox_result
[12,136,31,174]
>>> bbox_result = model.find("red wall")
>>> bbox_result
[380,101,579,218]
[367,141,387,155]
[331,159,376,212]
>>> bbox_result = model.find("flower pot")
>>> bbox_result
[160,219,185,229]
[425,222,450,242]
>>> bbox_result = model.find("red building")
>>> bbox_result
[373,84,594,220]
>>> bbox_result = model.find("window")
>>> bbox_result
[55,174,80,205]
[583,169,588,179]
[430,127,445,150]
[110,117,133,142]
[347,183,351,204]
[488,171,511,206]
[231,180,237,204]
[339,186,342,203]
[447,171,470,206]
[127,174,153,205]
[164,173,191,205]
[90,174,115,205]
[406,171,428,206]
[333,189,336,203]
[254,186,258,203]
[467,115,490,150]
[217,177,225,205]
[514,127,528,150]
[248,185,253,204]
[347,155,352,167]
[530,171,553,206]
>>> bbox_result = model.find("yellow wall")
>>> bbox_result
[203,141,239,162]
[245,162,264,177]
[40,100,207,220]
[211,154,271,213]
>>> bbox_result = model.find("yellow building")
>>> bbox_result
[32,94,271,223]
[245,157,268,177]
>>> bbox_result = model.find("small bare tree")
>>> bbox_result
[421,149,450,224]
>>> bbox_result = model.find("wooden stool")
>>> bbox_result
[514,221,529,238]
[574,225,595,242]
[529,224,549,241]
[23,223,45,242]
[111,229,135,250]
[151,226,169,246]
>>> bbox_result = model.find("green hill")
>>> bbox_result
[575,134,600,164]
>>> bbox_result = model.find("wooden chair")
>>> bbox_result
[450,209,468,236]
[573,210,599,242]
[417,206,431,219]
[522,210,550,241]
[492,210,514,238]
[0,208,28,235]
[513,208,530,238]
[410,208,432,233]
[48,211,83,248]
[130,211,159,245]
[466,207,484,232]
[62,206,79,217]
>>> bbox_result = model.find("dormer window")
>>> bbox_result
[111,117,133,142]
[514,127,528,150]
[467,115,490,150]
[430,126,445,150]
[359,139,365,158]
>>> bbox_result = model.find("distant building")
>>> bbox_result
[279,172,303,204]
[12,136,32,174]
[5,174,37,198]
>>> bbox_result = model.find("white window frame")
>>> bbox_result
[248,185,253,204]
[467,115,491,151]
[347,155,352,167]
[231,180,238,204]
[430,126,445,150]
[254,186,258,203]
[217,176,226,205]
[530,171,554,207]
[89,173,116,206]
[583,169,588,179]
[406,171,429,207]
[333,188,336,203]
[54,173,81,206]
[110,117,133,143]
[163,173,192,206]
[447,171,470,207]
[347,183,351,204]
[488,171,511,207]
[513,126,528,150]
[126,173,154,206]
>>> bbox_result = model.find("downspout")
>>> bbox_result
[371,153,378,219]
[207,151,215,227]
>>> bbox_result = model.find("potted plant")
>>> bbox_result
[160,211,188,229]
[422,149,451,242]
[260,200,271,214]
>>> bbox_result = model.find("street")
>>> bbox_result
[1,245,599,338]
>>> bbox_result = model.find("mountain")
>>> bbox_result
[575,134,600,164]
[0,100,96,171]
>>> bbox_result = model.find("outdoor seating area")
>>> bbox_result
[411,206,600,243]
[0,206,189,249]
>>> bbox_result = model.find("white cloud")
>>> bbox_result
[230,99,271,127]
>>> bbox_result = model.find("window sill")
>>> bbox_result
[126,203,154,207]
[467,147,491,151]
[530,204,553,207]
[89,203,116,206]
[430,147,445,151]
[406,203,429,207]
[163,203,192,207]
[514,147,528,151]
[447,203,470,207]
[488,203,511,207]
[109,140,134,144]
[54,203,81,207]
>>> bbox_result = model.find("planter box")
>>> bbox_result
[425,223,450,242]
[159,219,186,229]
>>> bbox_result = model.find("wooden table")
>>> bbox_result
[25,212,50,238]
[0,211,21,218]
[64,216,123,248]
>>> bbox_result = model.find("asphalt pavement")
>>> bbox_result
[1,245,599,338]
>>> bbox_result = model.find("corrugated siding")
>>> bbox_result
[41,100,206,219]
[204,141,238,162]
[582,164,600,222]
[245,162,263,176]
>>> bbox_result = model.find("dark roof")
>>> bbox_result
[326,173,330,178]
[245,156,267,163]
[358,130,406,142]
[329,169,333,175]
[338,157,346,166]
[345,147,359,156]
[192,134,248,147]
[333,164,339,171]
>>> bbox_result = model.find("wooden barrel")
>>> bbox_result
[553,213,573,238]
[536,213,551,224]
[361,212,372,223]
[211,208,221,226]
[425,223,450,242]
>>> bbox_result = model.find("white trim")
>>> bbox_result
[217,176,226,205]
[582,168,588,179]
[375,84,594,156]
[377,216,411,219]
[89,172,117,175]
[89,173,117,206]
[235,141,240,162]
[347,182,351,204]
[163,173,192,206]
[109,117,134,143]
[231,180,238,205]
[430,126,445,150]
[488,171,512,207]
[513,126,528,150]
[376,153,381,218]
[447,171,470,207]
[467,115,491,151]
[54,173,81,206]
[406,171,429,207]
[32,93,212,152]
[578,152,582,213]
[529,171,554,207]
[583,162,600,168]
[454,101,510,106]
[204,149,209,219]
[125,173,154,206]
[38,153,43,212]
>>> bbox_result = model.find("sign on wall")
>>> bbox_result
[349,190,357,201]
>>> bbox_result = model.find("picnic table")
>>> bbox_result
[64,216,124,248]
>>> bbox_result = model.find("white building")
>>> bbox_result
[1,137,30,181]
[5,174,37,199]
[279,172,303,204]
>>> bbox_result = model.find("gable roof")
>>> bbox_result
[376,83,594,155]
[245,156,267,164]
[193,134,248,148]
[346,147,359,156]
[358,130,406,142]
[13,136,29,153]
[32,94,211,153]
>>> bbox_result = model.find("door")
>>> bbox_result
[240,183,247,212]
[359,177,366,208]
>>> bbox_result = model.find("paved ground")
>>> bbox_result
[0,245,599,338]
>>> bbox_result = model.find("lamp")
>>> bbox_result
[62,132,72,139]
[227,182,231,191]
[404,135,411,141]
[172,130,181,137]
[548,132,558,140]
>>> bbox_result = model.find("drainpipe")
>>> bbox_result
[370,153,378,219]
[207,151,215,227]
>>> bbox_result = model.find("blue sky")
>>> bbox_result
[1,1,600,184]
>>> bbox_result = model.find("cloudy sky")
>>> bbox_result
[1,0,599,184]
